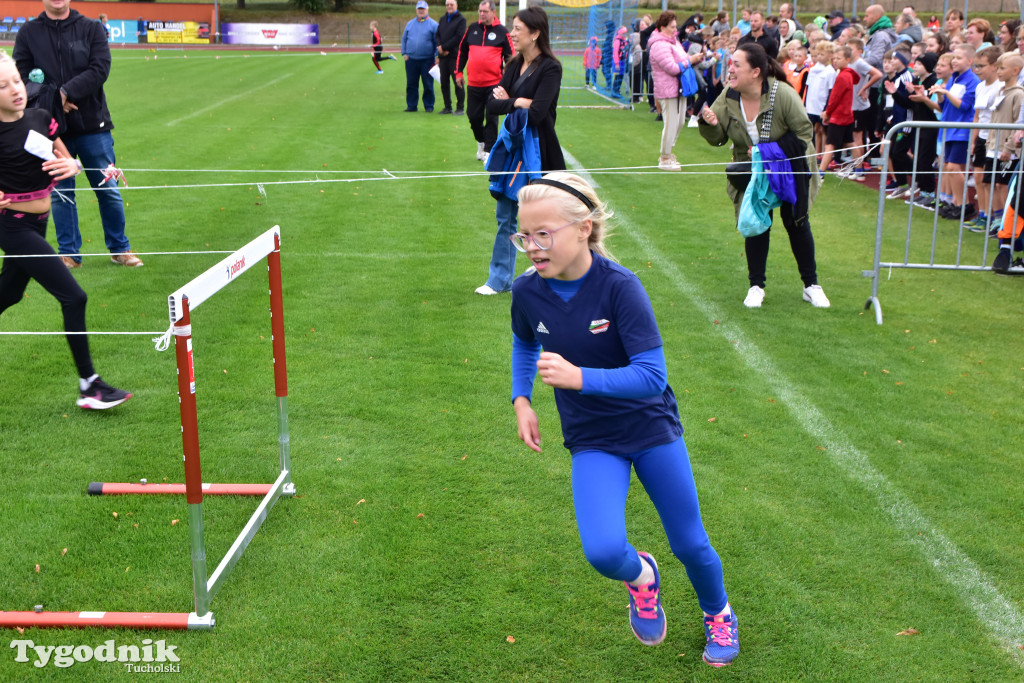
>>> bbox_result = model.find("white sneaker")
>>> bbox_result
[658,156,681,171]
[475,284,500,295]
[743,285,765,308]
[802,284,831,308]
[687,115,699,128]
[481,152,489,165]
[476,142,486,161]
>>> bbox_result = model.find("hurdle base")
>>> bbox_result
[0,611,215,630]
[89,482,274,496]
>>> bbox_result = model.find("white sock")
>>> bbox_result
[80,374,99,391]
[705,602,732,618]
[628,556,655,587]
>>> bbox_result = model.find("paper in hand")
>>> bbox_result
[24,129,56,161]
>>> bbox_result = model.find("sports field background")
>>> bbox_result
[0,46,1021,680]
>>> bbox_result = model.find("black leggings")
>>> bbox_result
[0,209,94,378]
[744,203,818,289]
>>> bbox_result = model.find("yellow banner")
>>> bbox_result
[147,21,210,44]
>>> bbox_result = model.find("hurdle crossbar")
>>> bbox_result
[1,226,293,631]
[0,611,214,630]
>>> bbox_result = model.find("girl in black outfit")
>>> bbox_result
[0,54,130,410]
[476,7,565,295]
[896,52,940,198]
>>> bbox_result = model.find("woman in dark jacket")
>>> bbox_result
[476,7,565,295]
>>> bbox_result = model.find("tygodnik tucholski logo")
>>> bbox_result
[10,638,181,671]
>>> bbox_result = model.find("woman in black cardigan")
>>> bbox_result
[476,7,565,295]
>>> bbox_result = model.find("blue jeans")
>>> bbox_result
[571,437,728,615]
[51,131,130,261]
[487,196,518,292]
[405,58,435,111]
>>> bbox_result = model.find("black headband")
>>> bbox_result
[529,178,596,211]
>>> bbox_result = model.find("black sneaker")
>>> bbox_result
[961,203,978,220]
[992,249,1012,273]
[77,377,132,410]
[438,108,453,115]
[938,204,961,219]
[911,193,938,211]
[453,109,464,116]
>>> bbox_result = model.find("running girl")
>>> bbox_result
[509,172,739,667]
[0,53,131,410]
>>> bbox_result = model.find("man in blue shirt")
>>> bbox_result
[401,1,439,112]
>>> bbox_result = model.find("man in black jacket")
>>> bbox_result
[828,11,851,41]
[737,11,778,59]
[13,0,141,269]
[436,0,467,115]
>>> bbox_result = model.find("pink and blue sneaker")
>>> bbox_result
[624,551,666,646]
[703,609,739,667]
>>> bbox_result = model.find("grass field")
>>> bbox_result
[0,46,1022,680]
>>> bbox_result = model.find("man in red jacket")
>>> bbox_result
[819,45,860,175]
[455,1,513,163]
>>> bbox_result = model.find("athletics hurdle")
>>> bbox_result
[0,226,293,631]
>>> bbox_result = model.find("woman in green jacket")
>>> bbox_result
[698,43,830,309]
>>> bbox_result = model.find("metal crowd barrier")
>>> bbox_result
[865,120,1024,325]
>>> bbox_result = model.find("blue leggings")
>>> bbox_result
[571,437,728,615]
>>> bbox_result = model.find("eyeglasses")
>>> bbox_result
[510,220,579,253]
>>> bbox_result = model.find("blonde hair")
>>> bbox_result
[517,172,615,260]
[997,52,1024,72]
[0,51,13,66]
[815,40,835,56]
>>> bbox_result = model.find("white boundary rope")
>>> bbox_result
[0,142,889,339]
[62,142,888,194]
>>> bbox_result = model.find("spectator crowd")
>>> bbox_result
[572,4,1024,274]
[379,2,1024,274]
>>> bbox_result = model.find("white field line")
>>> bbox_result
[560,147,599,189]
[599,198,1024,664]
[166,73,293,127]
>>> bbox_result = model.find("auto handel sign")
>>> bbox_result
[145,21,211,44]
[221,23,320,46]
[9,638,180,671]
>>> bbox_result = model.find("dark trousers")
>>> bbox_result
[744,204,818,289]
[891,128,938,193]
[0,210,94,378]
[467,85,498,152]
[437,55,464,111]
[405,57,435,111]
[372,47,383,71]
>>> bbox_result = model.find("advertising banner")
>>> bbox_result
[221,23,319,46]
[107,19,140,45]
[145,21,211,44]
